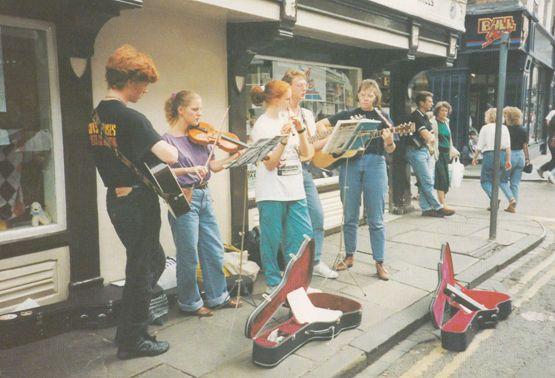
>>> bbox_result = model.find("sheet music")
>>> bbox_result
[224,136,283,169]
[321,119,361,155]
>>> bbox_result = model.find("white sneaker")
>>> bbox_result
[548,173,554,184]
[265,285,278,295]
[313,262,338,279]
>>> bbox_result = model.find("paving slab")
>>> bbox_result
[303,345,367,378]
[294,328,364,362]
[340,280,428,311]
[137,364,192,377]
[393,230,490,255]
[154,318,251,377]
[390,264,439,292]
[204,349,314,378]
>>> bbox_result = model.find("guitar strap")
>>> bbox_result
[91,109,165,198]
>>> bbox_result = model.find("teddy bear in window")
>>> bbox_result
[30,202,52,226]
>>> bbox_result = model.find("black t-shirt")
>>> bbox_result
[87,100,161,188]
[328,108,392,155]
[508,126,528,150]
[407,109,431,148]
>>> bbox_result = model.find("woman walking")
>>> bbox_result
[503,107,529,212]
[430,101,459,212]
[472,108,513,209]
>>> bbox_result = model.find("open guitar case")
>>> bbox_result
[245,237,362,368]
[430,243,512,351]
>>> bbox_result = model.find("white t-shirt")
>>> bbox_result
[251,112,305,202]
[477,123,511,152]
[299,107,317,137]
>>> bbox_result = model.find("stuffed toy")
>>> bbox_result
[30,202,51,226]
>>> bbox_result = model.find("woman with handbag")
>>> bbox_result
[472,108,513,210]
[503,107,529,212]
[162,90,242,317]
[430,101,459,213]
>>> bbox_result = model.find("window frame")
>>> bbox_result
[0,15,67,245]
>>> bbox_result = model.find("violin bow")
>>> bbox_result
[200,106,231,183]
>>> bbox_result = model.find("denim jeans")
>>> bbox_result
[338,153,387,262]
[480,151,513,202]
[508,149,525,202]
[168,188,228,312]
[257,199,313,287]
[302,165,324,264]
[106,187,166,345]
[406,147,442,211]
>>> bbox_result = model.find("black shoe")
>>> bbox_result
[422,210,444,218]
[117,337,170,360]
[437,208,455,216]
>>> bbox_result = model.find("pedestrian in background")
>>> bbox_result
[472,108,513,210]
[430,101,459,213]
[537,115,555,183]
[503,106,529,212]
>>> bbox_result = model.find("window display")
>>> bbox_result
[0,19,65,242]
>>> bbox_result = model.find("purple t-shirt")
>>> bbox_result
[162,133,213,186]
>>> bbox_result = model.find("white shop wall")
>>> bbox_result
[91,6,230,283]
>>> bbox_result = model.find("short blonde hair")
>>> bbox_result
[503,106,523,127]
[484,108,497,124]
[433,101,452,117]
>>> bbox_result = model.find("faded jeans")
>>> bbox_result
[507,149,525,202]
[406,146,442,211]
[302,165,325,264]
[168,188,229,312]
[480,151,513,202]
[338,153,387,262]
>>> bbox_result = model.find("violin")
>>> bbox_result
[187,122,249,153]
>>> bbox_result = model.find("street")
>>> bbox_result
[356,176,555,378]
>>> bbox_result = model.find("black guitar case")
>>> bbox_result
[245,237,362,368]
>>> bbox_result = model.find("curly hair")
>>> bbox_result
[484,108,497,124]
[503,106,523,127]
[105,44,159,89]
[433,101,452,117]
[164,90,200,125]
[250,80,290,106]
[281,69,307,84]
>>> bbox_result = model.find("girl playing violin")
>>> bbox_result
[162,90,241,317]
[250,80,313,293]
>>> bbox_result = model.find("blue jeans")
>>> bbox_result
[338,153,387,262]
[257,199,313,287]
[406,147,442,211]
[508,150,525,202]
[303,165,324,264]
[480,151,513,202]
[168,188,228,312]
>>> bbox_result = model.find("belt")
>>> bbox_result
[181,182,208,190]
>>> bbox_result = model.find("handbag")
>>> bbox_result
[523,163,533,174]
[449,157,465,189]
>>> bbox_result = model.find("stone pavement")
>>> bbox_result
[0,204,546,378]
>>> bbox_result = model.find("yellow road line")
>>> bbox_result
[399,346,446,378]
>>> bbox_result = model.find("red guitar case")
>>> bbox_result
[245,237,362,368]
[430,243,512,351]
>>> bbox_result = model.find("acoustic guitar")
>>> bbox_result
[311,122,415,169]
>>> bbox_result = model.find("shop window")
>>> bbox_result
[0,17,65,244]
[245,57,361,195]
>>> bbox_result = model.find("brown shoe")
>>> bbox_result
[504,199,516,213]
[334,255,354,271]
[182,306,214,317]
[376,262,389,281]
[219,297,242,309]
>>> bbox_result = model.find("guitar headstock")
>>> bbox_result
[394,122,416,136]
